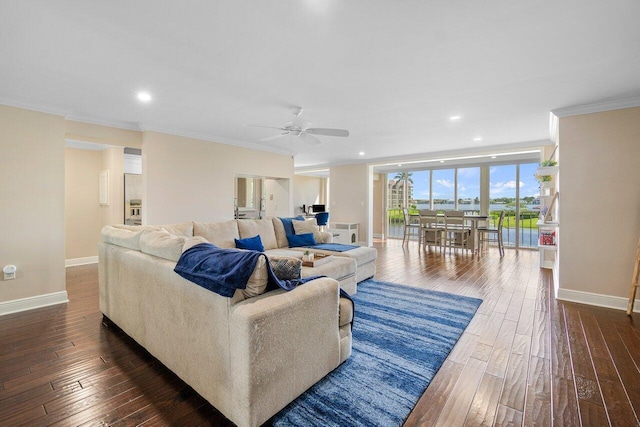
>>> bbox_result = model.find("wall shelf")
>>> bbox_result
[536,165,559,175]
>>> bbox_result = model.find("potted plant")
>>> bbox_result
[303,250,314,262]
[535,159,558,185]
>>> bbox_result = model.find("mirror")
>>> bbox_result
[235,177,263,219]
[236,177,258,210]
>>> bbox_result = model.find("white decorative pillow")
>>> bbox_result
[292,220,322,244]
[242,255,269,299]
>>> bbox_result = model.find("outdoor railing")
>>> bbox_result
[387,208,540,248]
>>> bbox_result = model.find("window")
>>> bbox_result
[432,169,455,212]
[457,167,480,213]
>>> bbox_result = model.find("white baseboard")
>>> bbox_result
[66,256,98,267]
[556,288,640,313]
[373,233,385,239]
[0,291,69,316]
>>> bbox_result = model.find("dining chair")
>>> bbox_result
[477,210,505,256]
[418,209,442,251]
[402,208,422,246]
[443,210,471,252]
[626,236,640,315]
[315,211,330,231]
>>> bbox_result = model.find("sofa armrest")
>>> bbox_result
[228,277,341,427]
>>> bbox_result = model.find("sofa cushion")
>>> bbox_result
[183,236,210,252]
[194,220,239,248]
[293,219,323,243]
[140,229,188,262]
[287,233,316,248]
[339,298,354,328]
[271,217,289,248]
[101,226,144,250]
[235,235,264,252]
[160,221,194,237]
[301,256,356,282]
[237,219,278,250]
[268,256,302,280]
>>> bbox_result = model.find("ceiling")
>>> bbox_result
[2,1,640,170]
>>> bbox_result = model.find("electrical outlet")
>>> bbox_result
[3,265,16,280]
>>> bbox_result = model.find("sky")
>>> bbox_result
[392,162,540,202]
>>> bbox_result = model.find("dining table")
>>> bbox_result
[410,212,489,252]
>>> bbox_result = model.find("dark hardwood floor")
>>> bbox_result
[1,239,639,426]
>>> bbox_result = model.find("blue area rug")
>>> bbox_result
[272,279,482,427]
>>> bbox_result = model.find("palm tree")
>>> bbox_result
[392,172,414,209]
[393,171,414,184]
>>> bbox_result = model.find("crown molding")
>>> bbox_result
[551,96,640,118]
[65,114,141,131]
[0,95,71,117]
[65,139,112,151]
[139,124,293,157]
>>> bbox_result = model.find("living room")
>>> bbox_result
[2,1,640,426]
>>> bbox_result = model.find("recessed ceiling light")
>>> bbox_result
[473,137,482,141]
[491,156,497,159]
[359,151,365,156]
[137,92,152,102]
[449,115,461,121]
[397,164,402,167]
[440,160,445,163]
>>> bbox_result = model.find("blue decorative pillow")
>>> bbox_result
[287,232,316,248]
[235,235,264,252]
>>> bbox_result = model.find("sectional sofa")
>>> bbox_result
[98,218,377,427]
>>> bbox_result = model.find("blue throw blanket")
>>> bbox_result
[306,243,359,252]
[174,243,319,297]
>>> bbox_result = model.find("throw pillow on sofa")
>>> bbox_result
[235,235,264,252]
[287,232,317,248]
[268,256,302,280]
[292,219,323,243]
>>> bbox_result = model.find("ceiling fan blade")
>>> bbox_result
[305,128,349,137]
[260,132,290,141]
[244,124,287,131]
[300,133,322,145]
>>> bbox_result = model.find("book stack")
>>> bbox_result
[540,230,556,246]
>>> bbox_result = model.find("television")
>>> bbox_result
[311,204,326,213]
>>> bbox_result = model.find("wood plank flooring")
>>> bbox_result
[1,239,639,426]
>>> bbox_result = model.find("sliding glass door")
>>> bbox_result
[385,162,540,248]
[488,162,539,248]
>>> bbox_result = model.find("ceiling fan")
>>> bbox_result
[246,106,349,145]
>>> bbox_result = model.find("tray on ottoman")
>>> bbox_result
[302,253,334,267]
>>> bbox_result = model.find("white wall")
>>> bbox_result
[329,163,369,244]
[558,106,640,309]
[264,178,290,218]
[100,147,125,227]
[0,105,67,310]
[65,148,102,260]
[294,175,323,216]
[142,131,293,224]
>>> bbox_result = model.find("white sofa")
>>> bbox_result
[98,218,375,427]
